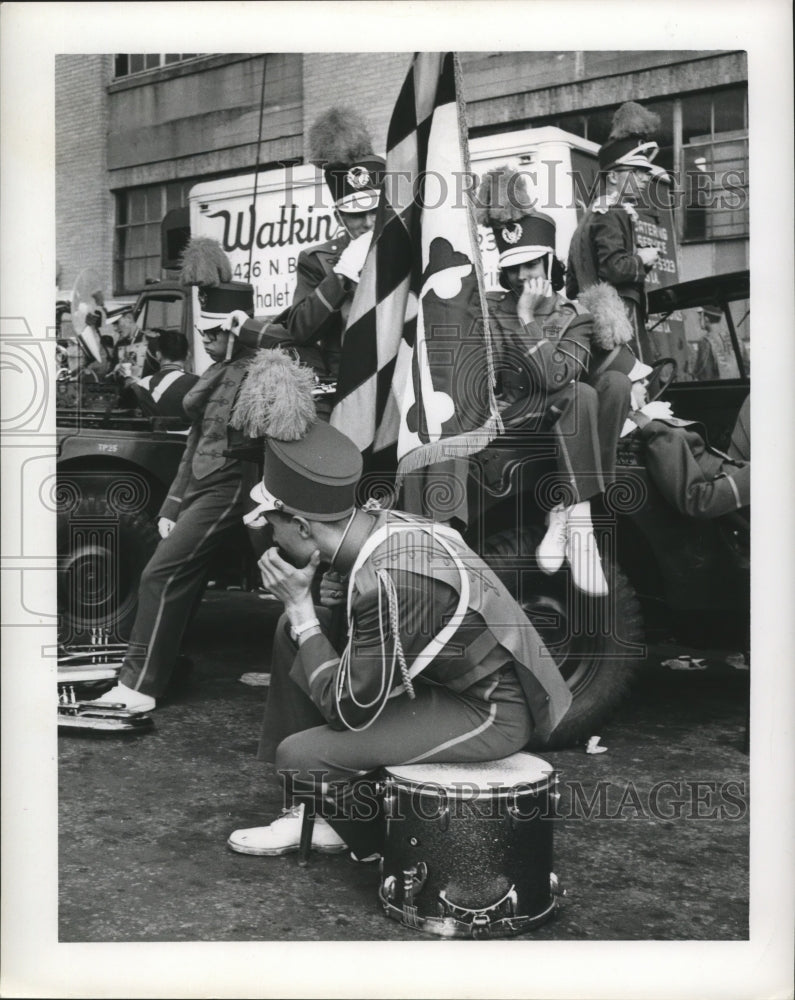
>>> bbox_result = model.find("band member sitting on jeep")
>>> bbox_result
[477,166,636,596]
[623,373,750,519]
[230,107,384,386]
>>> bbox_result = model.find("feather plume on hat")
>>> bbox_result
[231,349,317,441]
[578,283,634,350]
[179,237,233,287]
[609,102,660,141]
[475,164,536,226]
[308,107,374,166]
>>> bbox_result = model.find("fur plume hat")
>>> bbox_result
[309,107,385,213]
[476,165,556,269]
[598,101,668,180]
[580,283,652,381]
[233,353,361,525]
[179,236,254,331]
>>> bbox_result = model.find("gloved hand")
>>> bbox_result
[221,310,251,336]
[333,230,373,283]
[158,517,175,539]
[640,400,674,421]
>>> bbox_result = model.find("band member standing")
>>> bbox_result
[89,240,316,712]
[566,101,668,363]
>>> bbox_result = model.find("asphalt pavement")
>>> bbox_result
[59,589,750,942]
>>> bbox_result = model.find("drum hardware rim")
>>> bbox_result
[438,884,519,922]
[378,887,558,939]
[401,862,428,907]
[384,776,554,800]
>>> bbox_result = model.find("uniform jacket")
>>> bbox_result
[237,235,353,378]
[487,290,589,405]
[159,345,257,520]
[637,416,750,519]
[566,200,647,312]
[124,364,198,423]
[289,511,573,740]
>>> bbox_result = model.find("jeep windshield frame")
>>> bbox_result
[647,270,750,379]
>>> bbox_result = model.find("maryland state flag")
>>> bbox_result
[330,52,500,509]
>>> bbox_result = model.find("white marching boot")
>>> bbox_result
[536,504,569,574]
[565,500,609,596]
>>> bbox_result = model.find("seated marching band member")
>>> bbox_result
[118,329,198,424]
[230,107,384,383]
[623,375,750,520]
[477,166,633,595]
[227,420,572,860]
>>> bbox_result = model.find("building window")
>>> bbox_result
[536,86,747,242]
[113,54,200,79]
[114,180,194,294]
[681,87,748,242]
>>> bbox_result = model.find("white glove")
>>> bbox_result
[158,517,175,539]
[640,400,674,421]
[221,310,251,335]
[333,230,373,283]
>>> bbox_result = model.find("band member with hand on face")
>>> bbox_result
[230,107,384,387]
[228,421,572,862]
[478,166,633,596]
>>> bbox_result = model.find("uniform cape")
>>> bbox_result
[342,511,572,741]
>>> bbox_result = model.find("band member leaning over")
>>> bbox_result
[477,166,634,595]
[227,420,572,861]
[228,107,385,386]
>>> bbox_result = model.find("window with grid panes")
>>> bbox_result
[536,88,747,241]
[114,180,194,294]
[113,55,200,78]
[681,86,748,242]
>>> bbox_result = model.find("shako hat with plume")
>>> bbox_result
[309,106,385,214]
[598,102,668,180]
[476,164,557,271]
[179,236,254,331]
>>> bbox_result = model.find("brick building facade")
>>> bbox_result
[55,51,748,299]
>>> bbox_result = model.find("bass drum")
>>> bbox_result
[379,753,562,939]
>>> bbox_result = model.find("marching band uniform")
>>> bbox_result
[91,244,317,709]
[566,101,669,363]
[237,107,385,384]
[229,421,571,859]
[477,168,635,595]
[628,413,750,519]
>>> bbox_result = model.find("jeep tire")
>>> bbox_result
[482,526,645,750]
[57,491,160,644]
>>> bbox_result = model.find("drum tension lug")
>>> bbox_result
[550,872,566,897]
[402,862,428,905]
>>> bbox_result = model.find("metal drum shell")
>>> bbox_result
[379,753,559,938]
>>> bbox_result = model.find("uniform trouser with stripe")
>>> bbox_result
[258,613,533,855]
[548,374,631,505]
[119,474,246,697]
[547,381,605,505]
